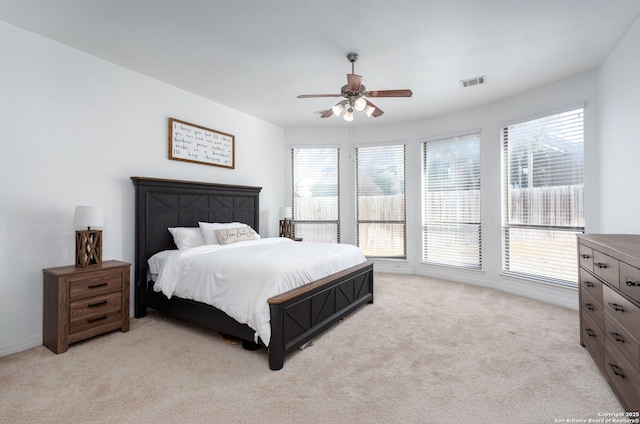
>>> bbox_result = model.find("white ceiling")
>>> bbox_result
[1,0,639,128]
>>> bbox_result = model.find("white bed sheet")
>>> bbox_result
[153,237,366,346]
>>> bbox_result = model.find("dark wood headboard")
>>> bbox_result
[131,177,262,288]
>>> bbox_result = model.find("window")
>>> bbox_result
[502,106,584,285]
[422,133,481,268]
[291,147,340,242]
[355,144,406,258]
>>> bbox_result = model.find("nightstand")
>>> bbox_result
[43,260,130,353]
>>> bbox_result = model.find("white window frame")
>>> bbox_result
[501,104,585,286]
[291,147,340,243]
[355,142,406,259]
[421,131,482,269]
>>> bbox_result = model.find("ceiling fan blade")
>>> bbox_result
[297,94,342,98]
[365,99,384,117]
[347,74,362,91]
[320,109,334,118]
[365,89,413,98]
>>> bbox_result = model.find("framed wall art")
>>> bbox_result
[168,118,235,169]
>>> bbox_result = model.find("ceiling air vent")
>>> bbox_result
[460,76,486,88]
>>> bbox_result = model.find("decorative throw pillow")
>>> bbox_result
[168,227,205,250]
[214,226,260,245]
[198,221,248,245]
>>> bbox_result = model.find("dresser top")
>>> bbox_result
[43,260,131,277]
[578,234,640,268]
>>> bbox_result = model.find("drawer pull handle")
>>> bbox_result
[608,331,625,343]
[585,328,596,338]
[88,282,108,289]
[88,300,108,308]
[581,254,590,259]
[594,262,608,269]
[625,280,640,287]
[608,363,625,378]
[607,302,625,312]
[585,303,595,311]
[583,281,594,288]
[87,314,108,323]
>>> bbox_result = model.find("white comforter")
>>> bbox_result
[154,238,366,346]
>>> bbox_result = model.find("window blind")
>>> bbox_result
[422,134,481,268]
[355,144,406,258]
[291,147,340,243]
[502,107,584,285]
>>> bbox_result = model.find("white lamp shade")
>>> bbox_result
[365,105,376,117]
[354,98,367,111]
[279,206,292,219]
[343,110,354,122]
[74,206,104,228]
[331,103,344,117]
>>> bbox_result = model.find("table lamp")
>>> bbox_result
[74,206,104,267]
[279,206,292,238]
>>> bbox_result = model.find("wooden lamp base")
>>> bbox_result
[279,219,292,238]
[76,229,102,267]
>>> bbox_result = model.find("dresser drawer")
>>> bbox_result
[605,338,640,412]
[582,290,604,331]
[593,250,619,288]
[580,268,603,307]
[69,272,122,300]
[605,312,640,372]
[604,285,640,342]
[578,244,594,273]
[620,261,640,304]
[582,310,605,371]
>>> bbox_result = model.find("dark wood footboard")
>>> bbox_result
[267,261,374,370]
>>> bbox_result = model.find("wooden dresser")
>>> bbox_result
[578,234,640,411]
[43,260,130,353]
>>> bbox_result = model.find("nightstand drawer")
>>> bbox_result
[69,308,122,335]
[70,291,122,319]
[69,272,122,300]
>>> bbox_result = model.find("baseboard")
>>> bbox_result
[0,334,41,357]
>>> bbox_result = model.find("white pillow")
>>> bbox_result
[147,249,178,274]
[198,222,258,245]
[168,227,206,250]
[215,226,260,245]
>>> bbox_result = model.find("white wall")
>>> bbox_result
[286,70,600,309]
[0,21,285,355]
[598,15,640,234]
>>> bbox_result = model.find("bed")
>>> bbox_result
[131,176,374,370]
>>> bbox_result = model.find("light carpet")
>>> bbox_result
[0,273,623,423]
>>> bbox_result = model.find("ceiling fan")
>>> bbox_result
[297,52,413,121]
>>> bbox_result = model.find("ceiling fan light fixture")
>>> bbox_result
[365,105,376,117]
[331,103,345,117]
[354,98,367,111]
[343,109,354,122]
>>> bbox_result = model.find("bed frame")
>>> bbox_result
[131,177,374,370]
